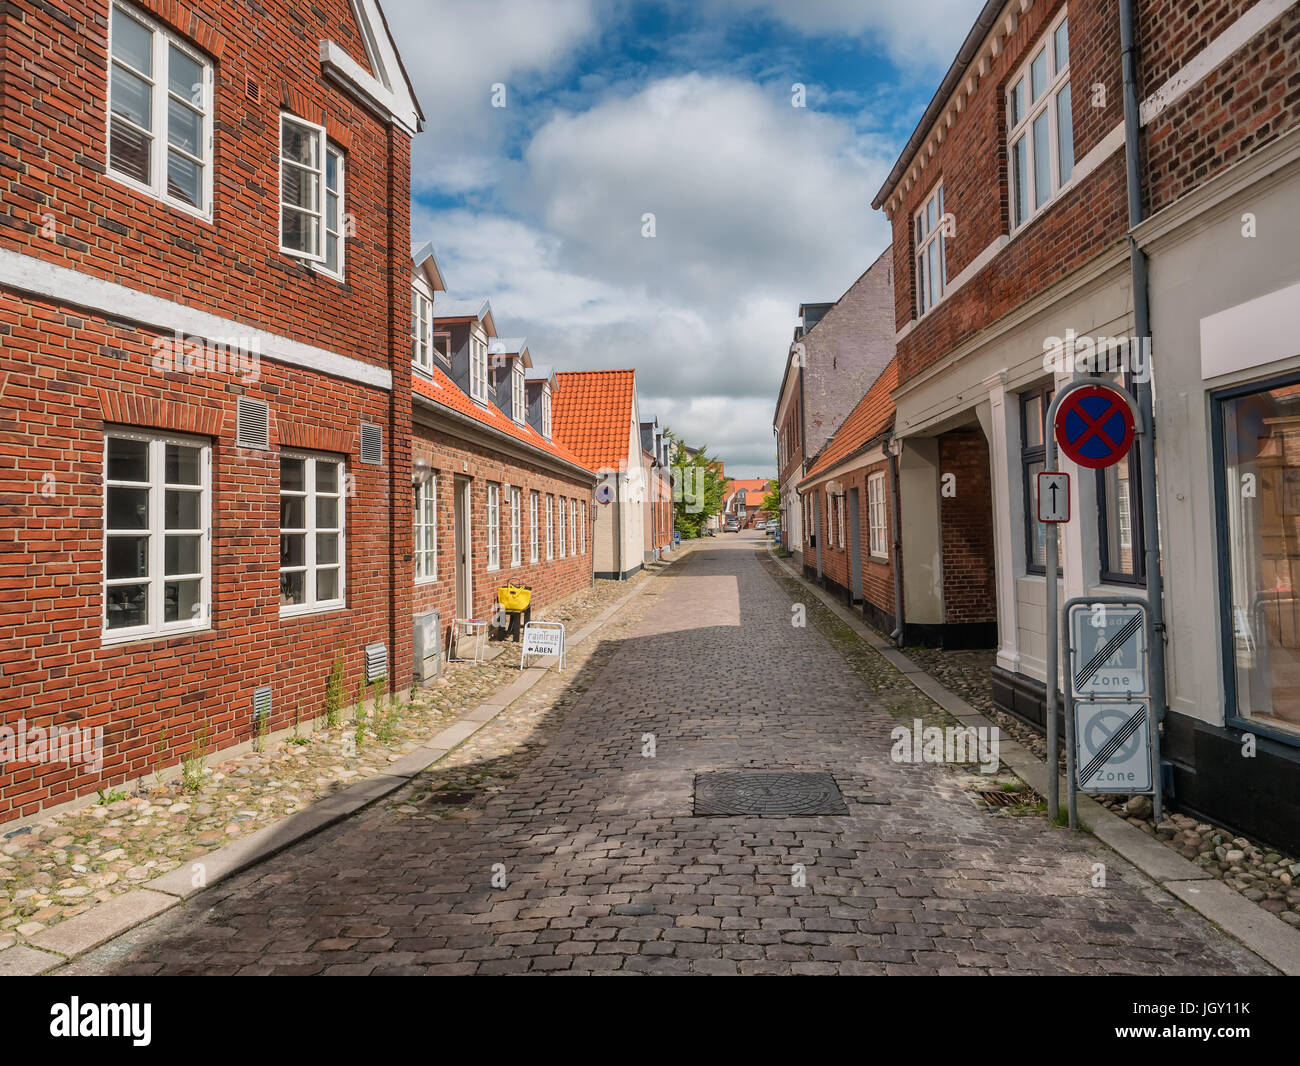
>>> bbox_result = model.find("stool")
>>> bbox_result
[449,618,488,663]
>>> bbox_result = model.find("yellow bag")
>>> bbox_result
[497,584,532,612]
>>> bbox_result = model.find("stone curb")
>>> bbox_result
[0,542,698,976]
[766,545,1300,976]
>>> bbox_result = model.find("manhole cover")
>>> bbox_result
[692,772,848,816]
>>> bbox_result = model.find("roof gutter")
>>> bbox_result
[871,0,1006,210]
[412,391,598,484]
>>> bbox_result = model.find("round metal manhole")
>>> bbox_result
[692,771,848,817]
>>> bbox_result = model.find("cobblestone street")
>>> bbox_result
[65,536,1272,975]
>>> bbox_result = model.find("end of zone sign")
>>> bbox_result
[1068,602,1148,697]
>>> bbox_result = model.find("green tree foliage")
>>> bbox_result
[760,478,780,521]
[664,430,728,539]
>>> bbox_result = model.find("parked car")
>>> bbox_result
[755,521,767,530]
[725,521,740,532]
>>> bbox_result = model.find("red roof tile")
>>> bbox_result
[412,368,593,474]
[551,370,637,471]
[800,357,898,485]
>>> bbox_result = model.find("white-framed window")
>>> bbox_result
[411,285,433,371]
[433,332,451,366]
[580,500,587,554]
[103,429,210,641]
[280,114,344,274]
[469,330,488,404]
[486,481,500,570]
[510,486,522,566]
[914,181,947,317]
[280,452,345,614]
[1008,8,1073,231]
[541,385,552,439]
[530,490,540,563]
[570,497,577,555]
[414,474,437,581]
[558,497,567,558]
[546,494,554,559]
[511,361,526,424]
[107,2,213,217]
[835,494,844,549]
[868,472,887,558]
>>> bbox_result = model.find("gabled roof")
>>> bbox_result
[412,367,592,477]
[801,357,898,486]
[489,336,532,369]
[551,369,637,471]
[322,0,423,135]
[433,297,495,337]
[411,241,446,292]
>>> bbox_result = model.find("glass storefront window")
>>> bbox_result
[1220,380,1300,737]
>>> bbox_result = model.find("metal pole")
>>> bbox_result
[1065,619,1078,829]
[1120,0,1166,824]
[1042,380,1142,828]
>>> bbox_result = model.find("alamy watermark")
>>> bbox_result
[151,330,261,383]
[0,718,103,773]
[1042,329,1151,383]
[890,719,999,774]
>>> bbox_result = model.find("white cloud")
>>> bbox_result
[707,0,982,67]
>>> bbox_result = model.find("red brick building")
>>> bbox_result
[799,359,901,637]
[0,0,422,819]
[872,0,1300,849]
[409,269,596,664]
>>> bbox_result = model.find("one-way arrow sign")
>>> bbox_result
[1037,471,1070,523]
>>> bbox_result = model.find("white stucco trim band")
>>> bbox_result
[0,248,392,391]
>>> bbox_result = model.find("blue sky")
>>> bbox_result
[382,0,981,475]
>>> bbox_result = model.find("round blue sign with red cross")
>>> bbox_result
[1054,384,1136,469]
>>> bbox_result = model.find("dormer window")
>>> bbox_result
[433,333,451,364]
[541,385,552,439]
[511,361,526,424]
[411,285,433,371]
[469,330,488,404]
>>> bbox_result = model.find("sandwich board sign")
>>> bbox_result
[521,621,566,671]
[1068,602,1147,697]
[1074,700,1152,793]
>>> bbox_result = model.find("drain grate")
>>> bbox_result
[693,771,849,817]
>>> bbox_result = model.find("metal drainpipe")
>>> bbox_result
[888,437,906,647]
[1120,0,1168,821]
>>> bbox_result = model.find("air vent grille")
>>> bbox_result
[237,397,269,450]
[364,642,387,683]
[360,422,383,465]
[252,685,272,724]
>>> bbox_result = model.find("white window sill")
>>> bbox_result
[106,169,213,225]
[279,602,346,619]
[415,574,439,586]
[102,623,212,647]
[487,564,500,573]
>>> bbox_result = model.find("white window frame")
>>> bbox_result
[530,491,540,563]
[411,283,433,372]
[279,451,346,616]
[486,481,501,571]
[580,500,587,554]
[558,497,567,558]
[1007,8,1073,232]
[868,472,888,559]
[546,494,554,560]
[510,486,522,566]
[511,360,526,424]
[913,181,947,318]
[279,114,345,276]
[103,428,211,643]
[469,329,489,404]
[414,474,437,582]
[836,494,844,549]
[541,385,552,439]
[106,1,213,219]
[570,497,577,555]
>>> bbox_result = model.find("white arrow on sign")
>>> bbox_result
[1037,471,1070,523]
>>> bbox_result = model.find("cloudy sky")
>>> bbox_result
[383,0,980,476]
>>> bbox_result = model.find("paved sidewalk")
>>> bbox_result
[64,536,1272,974]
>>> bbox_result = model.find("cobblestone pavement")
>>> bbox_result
[65,536,1272,975]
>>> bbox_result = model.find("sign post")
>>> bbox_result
[1042,379,1143,828]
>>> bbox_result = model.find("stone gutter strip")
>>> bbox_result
[0,543,696,977]
[767,545,1300,977]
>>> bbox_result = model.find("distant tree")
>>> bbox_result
[760,478,780,520]
[664,430,728,539]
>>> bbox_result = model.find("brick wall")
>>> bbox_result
[0,0,413,820]
[808,462,896,623]
[938,429,996,625]
[411,423,594,647]
[889,0,1128,387]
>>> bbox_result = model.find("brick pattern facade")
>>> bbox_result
[806,463,896,626]
[410,425,593,640]
[0,0,413,819]
[938,429,996,626]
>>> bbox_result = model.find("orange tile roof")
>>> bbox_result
[412,367,593,474]
[727,478,771,497]
[551,369,637,471]
[801,357,898,486]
